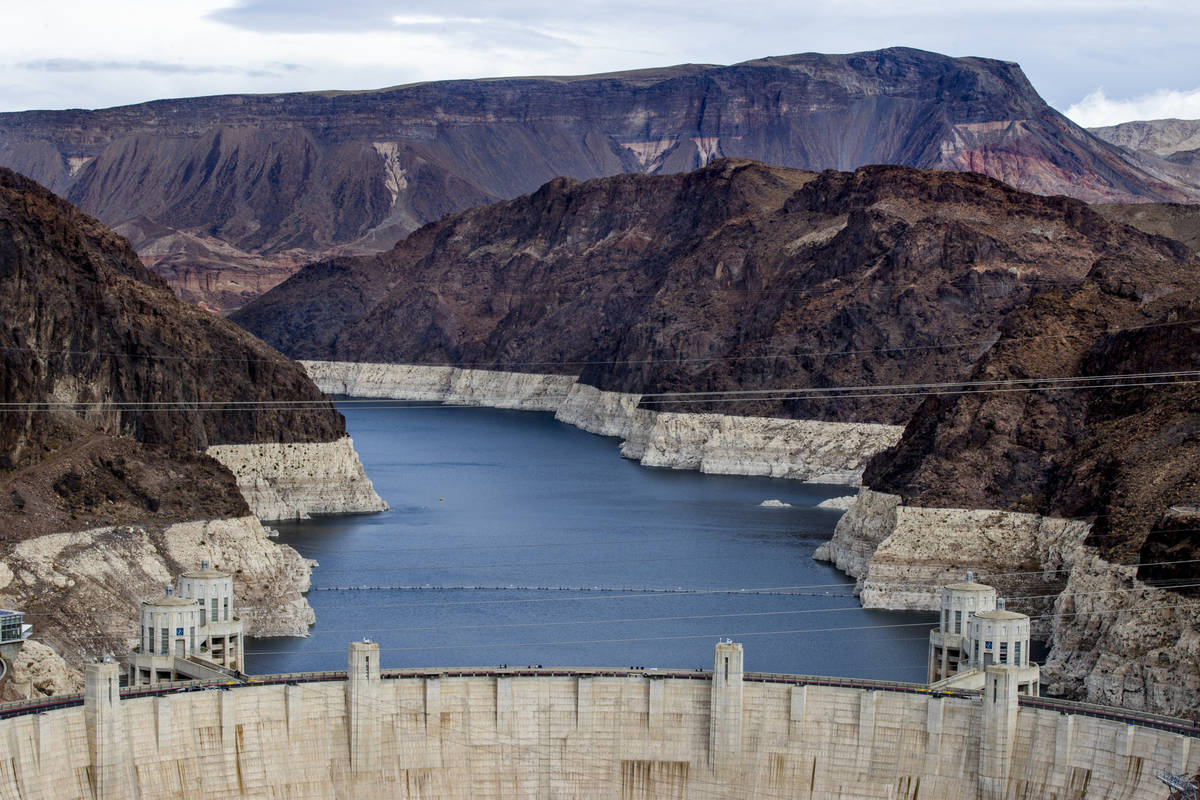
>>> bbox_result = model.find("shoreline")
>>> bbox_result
[301,360,903,486]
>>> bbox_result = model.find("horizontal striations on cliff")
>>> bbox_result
[234,159,1190,429]
[2,48,1196,310]
[0,166,351,537]
[863,232,1200,583]
[0,169,387,677]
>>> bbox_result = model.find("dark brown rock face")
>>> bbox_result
[2,48,1195,311]
[235,159,1193,426]
[863,259,1200,589]
[0,167,345,539]
[235,157,1200,596]
[1093,202,1200,254]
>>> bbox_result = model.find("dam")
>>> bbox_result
[0,641,1195,800]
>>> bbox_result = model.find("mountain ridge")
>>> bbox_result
[232,158,1200,713]
[234,157,1196,428]
[0,165,347,537]
[3,47,1196,311]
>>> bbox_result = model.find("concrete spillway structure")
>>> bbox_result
[0,642,1194,800]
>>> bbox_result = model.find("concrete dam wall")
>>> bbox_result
[0,642,1194,800]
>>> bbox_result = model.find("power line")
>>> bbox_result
[232,599,1198,656]
[4,370,1196,411]
[1,314,1193,371]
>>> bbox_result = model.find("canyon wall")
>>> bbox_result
[206,438,387,522]
[816,490,1200,719]
[0,516,314,676]
[303,361,902,485]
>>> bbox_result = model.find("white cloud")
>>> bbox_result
[0,0,1197,113]
[1065,87,1200,128]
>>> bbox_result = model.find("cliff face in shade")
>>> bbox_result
[234,159,1191,429]
[2,47,1196,311]
[0,169,382,672]
[0,165,371,541]
[0,166,345,470]
[862,255,1200,587]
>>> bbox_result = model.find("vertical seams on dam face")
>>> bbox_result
[0,644,1194,799]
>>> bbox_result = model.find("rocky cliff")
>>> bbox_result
[243,160,1200,714]
[238,160,1188,428]
[0,167,383,686]
[3,48,1196,310]
[304,361,901,484]
[828,212,1200,715]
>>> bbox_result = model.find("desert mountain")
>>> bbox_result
[0,162,351,532]
[0,168,360,672]
[3,48,1196,311]
[236,158,1198,526]
[1086,119,1200,253]
[235,158,1200,713]
[1091,117,1200,163]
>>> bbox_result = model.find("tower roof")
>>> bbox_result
[180,567,229,579]
[974,609,1026,621]
[943,582,995,592]
[142,596,198,608]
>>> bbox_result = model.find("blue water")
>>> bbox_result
[244,403,935,680]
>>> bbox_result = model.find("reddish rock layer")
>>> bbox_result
[3,48,1195,310]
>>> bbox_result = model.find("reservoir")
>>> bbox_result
[245,402,935,680]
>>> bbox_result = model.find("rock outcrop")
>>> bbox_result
[4,49,1197,309]
[618,410,900,483]
[814,489,1089,626]
[1043,551,1200,716]
[303,361,901,484]
[206,438,387,521]
[817,489,1200,718]
[6,640,81,699]
[0,517,314,669]
[0,168,381,670]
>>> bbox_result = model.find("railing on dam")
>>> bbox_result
[2,664,1197,739]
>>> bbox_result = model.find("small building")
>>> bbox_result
[0,610,32,680]
[927,573,1038,695]
[177,560,242,670]
[128,560,245,686]
[928,573,996,683]
[129,587,200,685]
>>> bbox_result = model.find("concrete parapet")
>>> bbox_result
[84,661,133,800]
[709,640,743,772]
[346,640,381,778]
[2,646,1196,799]
[980,665,1020,799]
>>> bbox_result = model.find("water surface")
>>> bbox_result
[245,403,935,680]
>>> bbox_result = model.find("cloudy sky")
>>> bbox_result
[2,0,1197,126]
